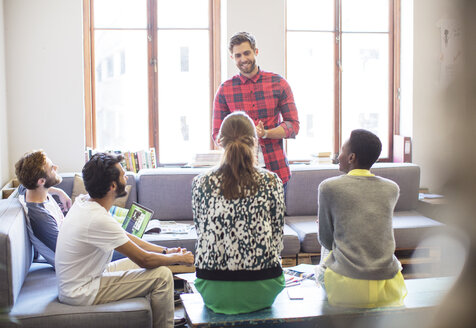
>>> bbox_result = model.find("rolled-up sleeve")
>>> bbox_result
[278,79,299,139]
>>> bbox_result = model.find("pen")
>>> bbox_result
[285,282,301,288]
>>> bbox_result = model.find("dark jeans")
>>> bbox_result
[112,250,125,261]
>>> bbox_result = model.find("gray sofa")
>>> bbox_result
[0,163,444,326]
[56,163,444,257]
[0,175,152,328]
[285,163,445,253]
[137,167,301,257]
[135,163,444,256]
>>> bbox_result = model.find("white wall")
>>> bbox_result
[0,0,10,186]
[412,0,456,192]
[225,0,285,78]
[5,0,85,174]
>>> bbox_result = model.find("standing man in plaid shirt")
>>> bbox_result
[212,32,300,188]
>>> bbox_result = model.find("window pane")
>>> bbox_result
[157,0,209,28]
[94,31,149,150]
[94,0,147,28]
[286,31,335,159]
[157,30,210,163]
[341,33,389,157]
[342,0,389,32]
[287,0,334,31]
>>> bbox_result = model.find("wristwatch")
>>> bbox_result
[262,130,268,139]
[162,247,168,254]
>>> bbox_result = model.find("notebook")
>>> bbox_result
[121,202,154,238]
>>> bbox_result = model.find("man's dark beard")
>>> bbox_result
[115,179,128,198]
[44,174,62,188]
[239,59,256,74]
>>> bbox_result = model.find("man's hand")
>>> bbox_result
[49,187,72,211]
[167,247,187,254]
[256,121,266,138]
[168,251,194,265]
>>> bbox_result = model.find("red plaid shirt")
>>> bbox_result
[212,69,299,184]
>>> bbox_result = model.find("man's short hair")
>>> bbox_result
[349,129,382,169]
[229,31,256,53]
[82,153,124,199]
[15,150,48,190]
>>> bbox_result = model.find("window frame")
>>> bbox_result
[285,0,401,162]
[83,0,221,158]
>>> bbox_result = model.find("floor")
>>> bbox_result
[174,279,191,328]
[174,301,189,327]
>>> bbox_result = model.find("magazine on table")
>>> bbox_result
[158,221,194,234]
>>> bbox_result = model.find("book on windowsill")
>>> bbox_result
[418,193,444,200]
[85,148,157,173]
[186,150,223,168]
[310,152,333,165]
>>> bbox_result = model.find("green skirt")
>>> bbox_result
[194,274,285,315]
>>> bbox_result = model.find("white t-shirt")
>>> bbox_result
[55,195,129,305]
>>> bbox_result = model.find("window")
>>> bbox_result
[286,0,400,160]
[84,0,220,163]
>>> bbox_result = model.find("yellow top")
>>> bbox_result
[323,169,407,308]
[347,169,375,177]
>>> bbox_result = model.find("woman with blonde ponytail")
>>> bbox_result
[192,111,285,314]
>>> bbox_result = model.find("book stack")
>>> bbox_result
[85,148,158,173]
[123,148,158,173]
[186,150,223,167]
[310,152,333,165]
[84,147,95,162]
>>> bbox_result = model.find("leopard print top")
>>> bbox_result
[192,168,284,280]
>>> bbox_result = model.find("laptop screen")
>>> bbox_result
[121,202,154,238]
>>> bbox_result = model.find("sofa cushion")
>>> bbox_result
[9,263,152,328]
[55,173,76,196]
[282,224,301,257]
[392,211,445,249]
[143,222,301,257]
[138,168,206,220]
[371,164,420,211]
[286,163,421,217]
[286,165,339,217]
[286,211,445,254]
[0,199,32,310]
[285,216,321,253]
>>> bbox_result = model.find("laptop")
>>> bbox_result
[121,202,154,238]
